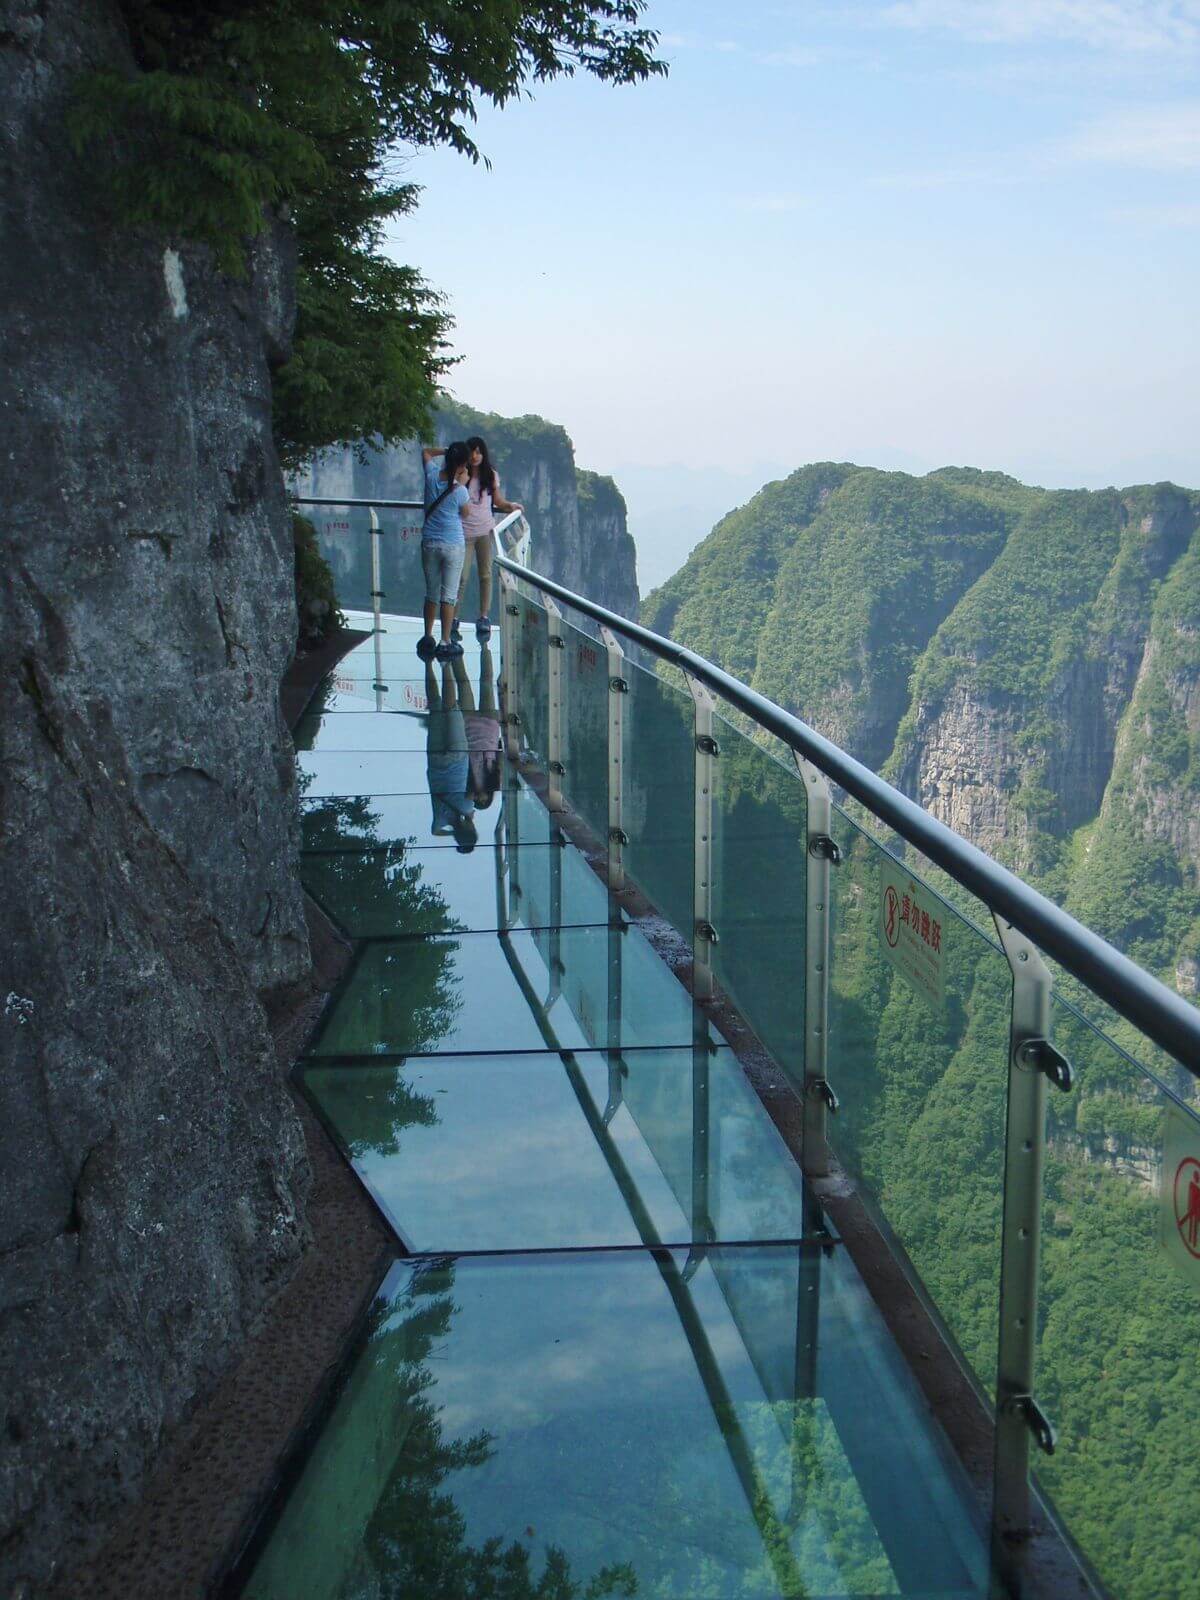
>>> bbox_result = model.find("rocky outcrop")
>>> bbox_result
[293,400,640,618]
[576,469,639,620]
[1,1,309,1585]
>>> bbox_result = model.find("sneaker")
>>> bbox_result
[475,614,492,638]
[451,617,463,643]
[416,634,437,659]
[435,639,464,660]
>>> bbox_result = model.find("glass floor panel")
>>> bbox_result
[309,682,441,715]
[299,749,483,798]
[238,1248,989,1600]
[307,926,717,1058]
[301,790,546,852]
[296,711,444,752]
[302,842,618,939]
[299,1047,812,1253]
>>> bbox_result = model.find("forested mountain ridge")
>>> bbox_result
[643,464,1200,999]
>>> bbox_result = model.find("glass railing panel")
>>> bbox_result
[560,614,610,841]
[620,658,695,941]
[239,1246,990,1600]
[512,589,549,767]
[827,807,1013,1404]
[711,714,808,1083]
[302,505,428,617]
[1032,1005,1200,1600]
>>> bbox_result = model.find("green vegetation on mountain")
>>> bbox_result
[69,3,664,470]
[638,460,1200,1598]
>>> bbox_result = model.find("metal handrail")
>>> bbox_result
[493,549,1200,1076]
[290,496,423,510]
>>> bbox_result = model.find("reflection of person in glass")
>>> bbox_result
[450,641,503,812]
[424,659,476,851]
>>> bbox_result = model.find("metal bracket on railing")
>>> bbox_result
[544,597,565,809]
[792,754,836,1177]
[807,1077,840,1114]
[992,913,1056,1543]
[684,674,721,1001]
[1004,1393,1057,1457]
[600,626,627,891]
[1015,1037,1074,1093]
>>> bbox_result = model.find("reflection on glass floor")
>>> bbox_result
[240,617,993,1599]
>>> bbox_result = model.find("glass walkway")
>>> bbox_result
[235,614,995,1600]
[237,500,1200,1600]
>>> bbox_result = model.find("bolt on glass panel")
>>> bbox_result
[827,805,1013,1407]
[1033,1000,1200,1600]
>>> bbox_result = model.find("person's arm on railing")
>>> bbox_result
[493,488,523,515]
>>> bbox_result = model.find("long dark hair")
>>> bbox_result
[466,435,497,500]
[443,440,470,478]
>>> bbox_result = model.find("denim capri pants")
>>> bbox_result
[422,540,465,605]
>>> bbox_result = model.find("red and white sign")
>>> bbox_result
[879,859,945,1010]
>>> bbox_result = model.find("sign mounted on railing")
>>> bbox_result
[1162,1106,1200,1289]
[879,859,945,1010]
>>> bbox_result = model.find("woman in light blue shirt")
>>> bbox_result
[419,440,471,659]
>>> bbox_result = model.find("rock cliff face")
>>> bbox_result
[294,400,640,617]
[646,464,1200,992]
[1,1,309,1585]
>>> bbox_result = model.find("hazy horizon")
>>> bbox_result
[391,0,1200,595]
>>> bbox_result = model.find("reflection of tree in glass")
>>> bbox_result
[307,1064,438,1162]
[359,1264,638,1600]
[301,791,464,1062]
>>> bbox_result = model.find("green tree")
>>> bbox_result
[69,2,665,469]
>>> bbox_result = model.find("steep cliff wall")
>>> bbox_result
[294,400,640,616]
[1,2,309,1584]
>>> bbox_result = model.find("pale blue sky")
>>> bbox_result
[388,2,1200,589]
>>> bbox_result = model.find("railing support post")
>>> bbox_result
[498,567,521,762]
[369,507,387,706]
[991,914,1062,1560]
[544,596,566,810]
[792,756,836,1177]
[684,675,719,1002]
[600,625,627,892]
